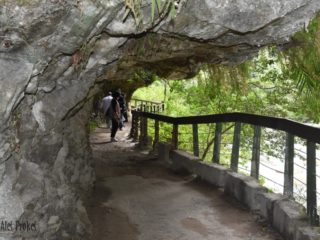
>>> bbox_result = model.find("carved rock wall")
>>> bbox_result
[0,0,319,239]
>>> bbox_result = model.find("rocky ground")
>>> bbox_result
[86,123,284,240]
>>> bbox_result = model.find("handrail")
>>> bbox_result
[130,110,320,226]
[131,99,165,113]
[131,98,163,105]
[133,111,320,144]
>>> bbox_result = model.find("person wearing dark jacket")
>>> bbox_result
[118,93,127,130]
[110,92,121,142]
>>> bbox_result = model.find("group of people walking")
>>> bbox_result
[101,90,128,142]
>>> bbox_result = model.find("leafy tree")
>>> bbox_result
[133,44,320,163]
[281,14,320,122]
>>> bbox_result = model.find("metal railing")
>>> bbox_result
[130,110,320,226]
[131,98,165,113]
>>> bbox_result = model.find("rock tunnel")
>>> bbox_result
[0,0,320,239]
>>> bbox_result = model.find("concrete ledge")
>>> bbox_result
[224,171,268,210]
[256,192,285,224]
[169,150,229,188]
[273,199,309,240]
[169,150,202,172]
[158,142,171,164]
[295,226,320,240]
[161,147,320,240]
[196,162,229,188]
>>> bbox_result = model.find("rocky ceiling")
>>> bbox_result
[0,0,319,239]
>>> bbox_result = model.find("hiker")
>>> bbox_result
[110,91,121,142]
[121,93,128,123]
[101,92,113,129]
[118,92,127,130]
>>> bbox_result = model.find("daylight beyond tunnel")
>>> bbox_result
[0,0,320,239]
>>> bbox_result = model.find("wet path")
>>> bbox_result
[86,124,283,240]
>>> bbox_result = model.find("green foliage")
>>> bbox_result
[123,0,143,25]
[284,14,320,92]
[88,120,98,133]
[280,14,320,121]
[151,0,162,22]
[124,0,178,26]
[134,48,309,121]
[133,45,320,163]
[133,77,165,101]
[133,69,157,84]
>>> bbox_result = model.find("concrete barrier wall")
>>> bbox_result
[158,143,320,240]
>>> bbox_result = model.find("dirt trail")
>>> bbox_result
[86,124,283,240]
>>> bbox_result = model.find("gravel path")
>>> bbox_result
[86,124,283,240]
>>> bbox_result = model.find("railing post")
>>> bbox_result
[231,122,241,172]
[192,124,199,157]
[130,111,135,138]
[144,117,148,142]
[130,111,139,141]
[284,133,294,197]
[172,124,179,149]
[212,123,222,164]
[133,114,139,141]
[139,116,144,143]
[251,125,261,179]
[153,120,159,149]
[139,116,148,145]
[306,141,319,226]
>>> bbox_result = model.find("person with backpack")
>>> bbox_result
[118,92,127,130]
[101,92,113,129]
[109,91,121,142]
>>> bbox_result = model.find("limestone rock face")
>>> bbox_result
[0,0,319,239]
